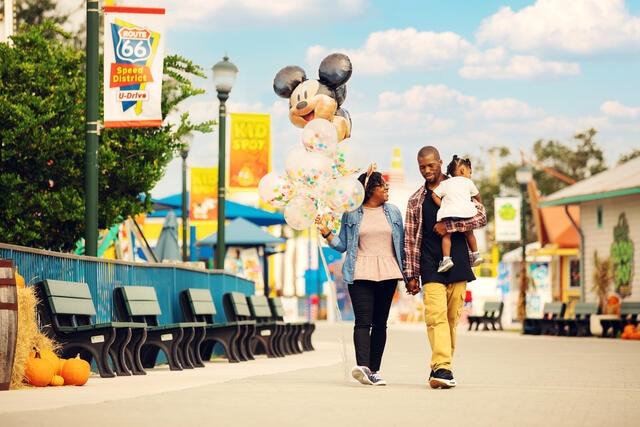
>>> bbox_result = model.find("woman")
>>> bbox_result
[315,164,406,386]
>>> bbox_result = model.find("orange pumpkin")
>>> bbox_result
[14,267,25,289]
[25,350,55,387]
[61,354,91,386]
[623,324,637,335]
[29,348,60,374]
[49,375,65,386]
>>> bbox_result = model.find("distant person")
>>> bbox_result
[315,164,406,386]
[226,248,244,276]
[431,155,484,272]
[404,146,486,389]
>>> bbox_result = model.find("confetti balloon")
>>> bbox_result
[285,146,333,190]
[301,118,338,157]
[324,175,365,212]
[284,196,318,230]
[334,138,370,176]
[258,172,294,208]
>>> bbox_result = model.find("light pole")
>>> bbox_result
[212,55,238,269]
[515,164,533,322]
[180,141,190,262]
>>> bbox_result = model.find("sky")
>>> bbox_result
[64,0,640,198]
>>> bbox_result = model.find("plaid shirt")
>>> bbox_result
[404,185,487,281]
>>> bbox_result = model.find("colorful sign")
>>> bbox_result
[494,196,521,242]
[190,167,217,221]
[229,113,271,188]
[103,6,165,128]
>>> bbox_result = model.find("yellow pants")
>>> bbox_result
[422,281,466,372]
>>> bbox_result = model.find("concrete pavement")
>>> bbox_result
[1,321,639,426]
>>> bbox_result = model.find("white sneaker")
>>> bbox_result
[351,366,373,385]
[471,252,484,267]
[437,257,454,273]
[369,372,387,386]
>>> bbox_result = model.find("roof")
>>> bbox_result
[195,217,286,247]
[149,193,286,226]
[539,156,640,207]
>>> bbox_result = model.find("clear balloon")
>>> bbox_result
[301,118,338,157]
[285,146,334,190]
[258,172,294,208]
[284,196,318,230]
[324,175,365,212]
[334,138,370,176]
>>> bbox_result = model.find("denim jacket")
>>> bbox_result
[328,202,407,285]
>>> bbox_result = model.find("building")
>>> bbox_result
[538,157,640,310]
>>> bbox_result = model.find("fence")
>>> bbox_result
[0,243,254,325]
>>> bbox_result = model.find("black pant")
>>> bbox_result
[348,279,398,372]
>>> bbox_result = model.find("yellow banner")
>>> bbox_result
[190,167,217,220]
[229,113,271,188]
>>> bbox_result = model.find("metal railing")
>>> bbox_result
[0,243,254,324]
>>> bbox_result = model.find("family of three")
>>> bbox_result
[315,145,486,389]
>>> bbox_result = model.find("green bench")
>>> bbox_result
[34,279,147,377]
[600,301,640,338]
[523,302,566,335]
[223,292,282,358]
[467,301,504,331]
[113,286,206,370]
[179,288,250,363]
[556,302,598,336]
[269,297,317,353]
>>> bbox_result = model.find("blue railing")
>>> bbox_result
[0,243,254,324]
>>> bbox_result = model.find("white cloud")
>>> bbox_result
[476,0,640,55]
[308,28,473,76]
[378,84,477,110]
[473,98,545,120]
[601,101,640,119]
[460,47,580,79]
[164,0,369,30]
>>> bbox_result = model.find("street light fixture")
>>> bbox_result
[180,140,191,262]
[212,55,238,269]
[515,164,533,322]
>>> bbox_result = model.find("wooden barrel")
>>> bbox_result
[0,259,18,391]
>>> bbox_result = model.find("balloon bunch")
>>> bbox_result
[258,118,369,230]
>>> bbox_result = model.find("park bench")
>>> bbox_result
[556,302,598,336]
[247,295,287,357]
[113,286,206,370]
[222,291,259,360]
[269,297,316,353]
[223,292,283,358]
[523,302,566,335]
[179,288,248,363]
[467,301,504,331]
[34,279,147,377]
[600,301,640,338]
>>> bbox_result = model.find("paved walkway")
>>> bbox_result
[1,321,639,427]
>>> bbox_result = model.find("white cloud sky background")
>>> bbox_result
[62,0,640,197]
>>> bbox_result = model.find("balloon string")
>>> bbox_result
[316,234,349,380]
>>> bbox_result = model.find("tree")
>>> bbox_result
[0,22,214,251]
[531,128,607,196]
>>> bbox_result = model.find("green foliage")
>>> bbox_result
[610,213,633,296]
[0,22,214,251]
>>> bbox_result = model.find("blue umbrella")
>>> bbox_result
[155,210,181,262]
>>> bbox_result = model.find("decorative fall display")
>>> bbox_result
[49,375,64,386]
[15,267,25,289]
[24,349,55,387]
[61,354,91,386]
[611,213,634,297]
[29,348,60,374]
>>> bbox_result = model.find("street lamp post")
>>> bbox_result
[180,143,190,262]
[515,164,533,322]
[212,55,238,269]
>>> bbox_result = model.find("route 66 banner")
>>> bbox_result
[103,6,165,128]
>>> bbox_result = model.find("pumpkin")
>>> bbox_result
[24,350,55,387]
[49,375,65,386]
[61,354,91,386]
[623,324,637,335]
[15,267,25,289]
[29,348,60,374]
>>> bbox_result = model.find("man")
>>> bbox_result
[404,146,485,389]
